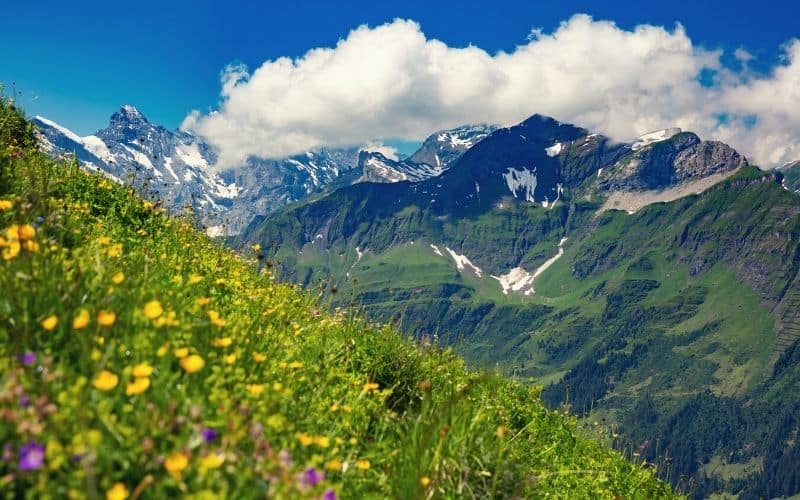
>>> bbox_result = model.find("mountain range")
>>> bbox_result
[237,114,800,498]
[34,106,493,236]
[33,105,800,497]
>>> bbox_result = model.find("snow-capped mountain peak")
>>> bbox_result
[34,107,501,235]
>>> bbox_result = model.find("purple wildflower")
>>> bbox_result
[20,351,36,366]
[202,427,217,443]
[18,442,45,471]
[19,394,30,408]
[302,466,324,487]
[322,489,337,500]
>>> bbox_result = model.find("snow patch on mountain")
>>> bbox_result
[34,116,84,144]
[206,225,225,237]
[545,142,563,157]
[492,237,568,296]
[542,184,564,210]
[502,167,538,202]
[176,143,209,169]
[82,136,113,162]
[357,151,448,183]
[492,267,537,295]
[438,132,475,148]
[632,128,681,151]
[444,247,483,277]
[364,154,408,182]
[430,244,443,257]
[531,238,568,282]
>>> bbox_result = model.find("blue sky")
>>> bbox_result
[2,0,797,137]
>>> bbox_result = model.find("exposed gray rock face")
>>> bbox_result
[673,139,748,180]
[357,151,445,183]
[598,131,747,192]
[408,124,499,169]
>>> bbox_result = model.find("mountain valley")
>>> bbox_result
[240,114,800,498]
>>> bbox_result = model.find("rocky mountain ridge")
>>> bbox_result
[34,106,493,235]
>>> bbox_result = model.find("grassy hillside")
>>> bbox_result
[245,111,800,496]
[0,100,676,497]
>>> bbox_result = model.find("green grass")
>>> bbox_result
[0,99,676,498]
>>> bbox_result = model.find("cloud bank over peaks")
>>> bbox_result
[184,15,800,169]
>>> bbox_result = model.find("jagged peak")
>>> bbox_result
[108,104,150,127]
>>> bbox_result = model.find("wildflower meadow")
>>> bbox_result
[0,97,675,498]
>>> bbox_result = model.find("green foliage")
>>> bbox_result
[0,100,675,498]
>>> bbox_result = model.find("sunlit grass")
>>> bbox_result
[0,97,675,498]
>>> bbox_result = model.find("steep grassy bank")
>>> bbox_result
[0,100,674,498]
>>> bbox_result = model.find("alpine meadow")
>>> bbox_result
[3,2,800,499]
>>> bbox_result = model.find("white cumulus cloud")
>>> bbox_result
[186,15,800,168]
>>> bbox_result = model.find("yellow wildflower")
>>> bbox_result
[363,382,380,392]
[143,300,163,320]
[0,199,13,211]
[173,347,189,358]
[132,362,154,377]
[252,352,266,362]
[107,243,122,257]
[112,272,125,284]
[200,453,224,469]
[325,459,343,471]
[106,482,129,500]
[92,370,119,391]
[222,353,237,364]
[356,460,371,470]
[246,384,264,395]
[2,240,20,260]
[164,452,189,479]
[314,436,331,448]
[212,337,232,348]
[17,224,36,240]
[287,361,303,369]
[180,354,205,373]
[96,236,111,246]
[297,433,314,447]
[97,310,116,327]
[196,297,211,306]
[73,309,90,330]
[208,310,226,327]
[41,315,58,331]
[23,240,39,252]
[91,349,102,361]
[496,425,509,439]
[188,274,203,285]
[420,476,431,487]
[125,377,150,396]
[272,382,283,392]
[156,344,169,357]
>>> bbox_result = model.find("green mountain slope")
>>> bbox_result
[0,100,676,497]
[243,115,800,497]
[780,160,800,191]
